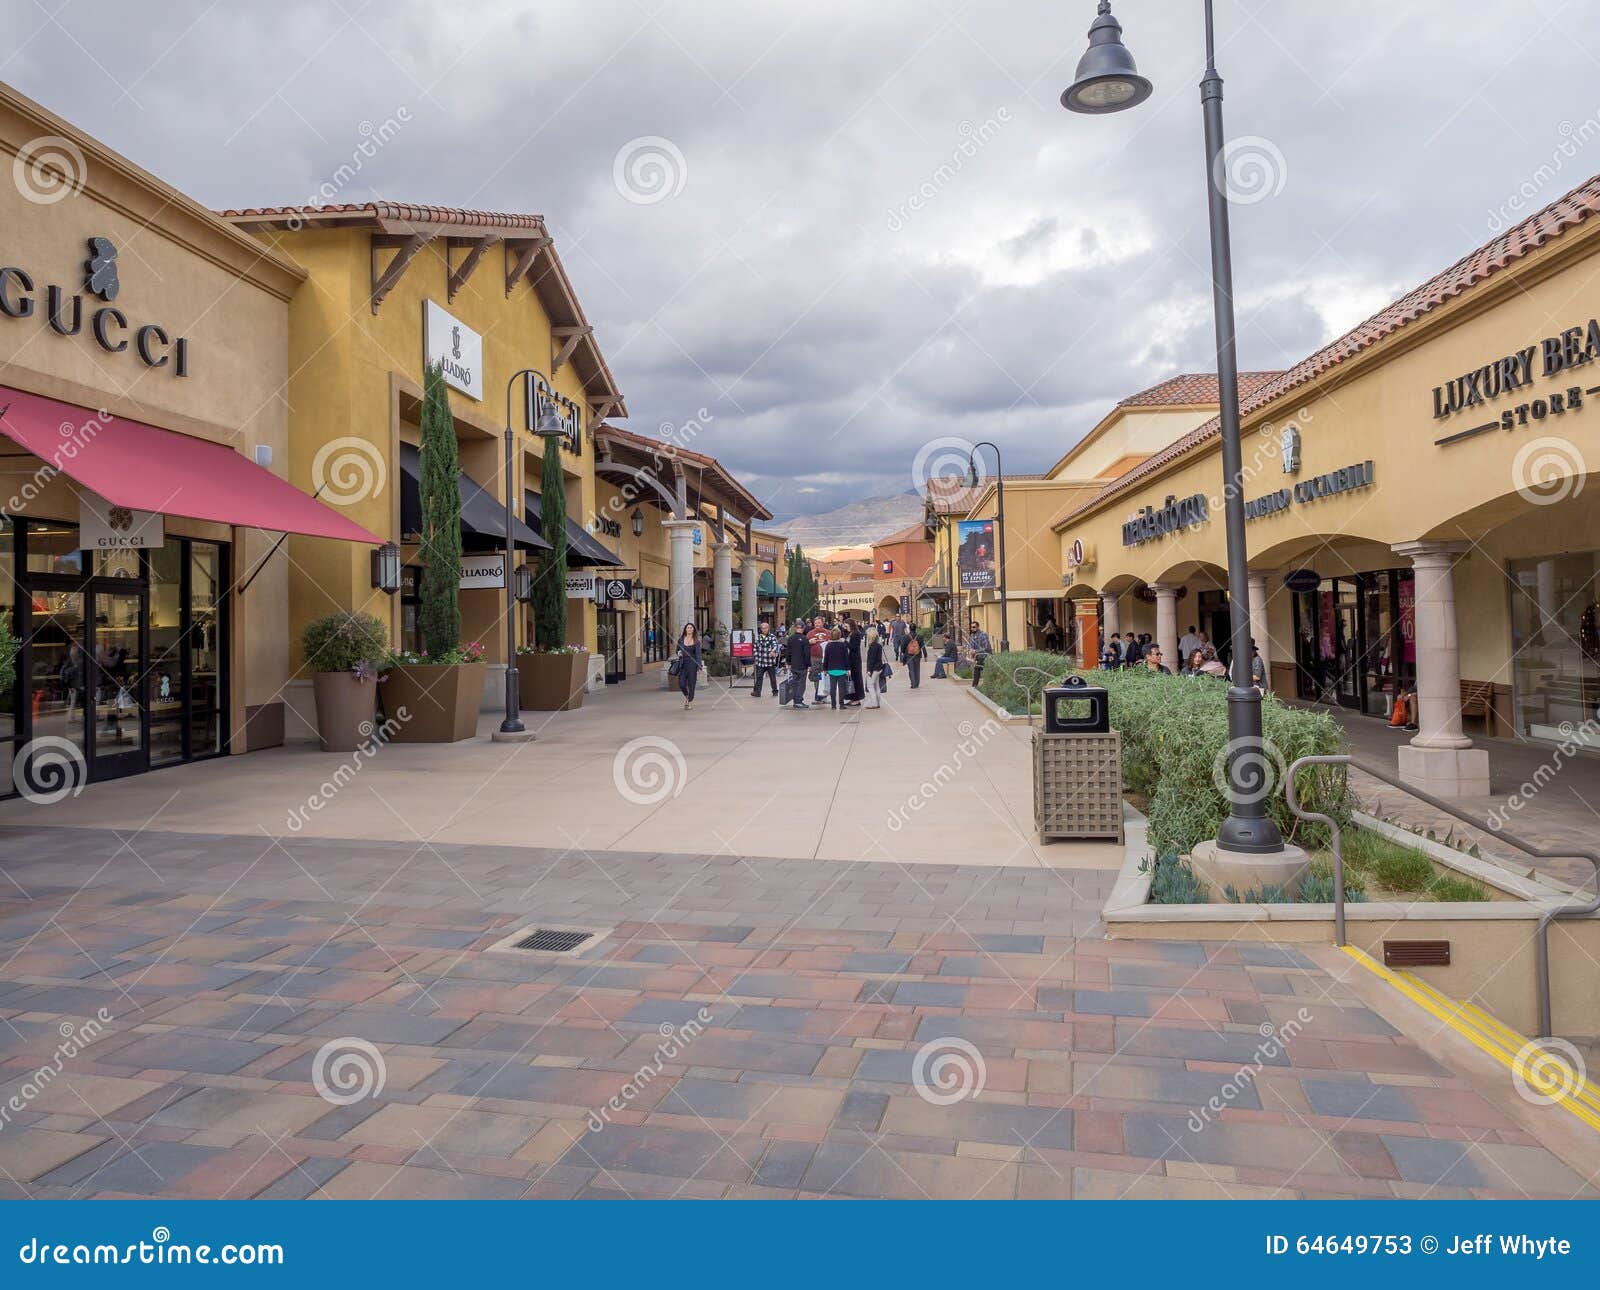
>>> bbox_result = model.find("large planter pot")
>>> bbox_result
[517,652,587,711]
[311,671,379,753]
[380,661,486,743]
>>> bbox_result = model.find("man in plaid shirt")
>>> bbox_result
[751,620,783,698]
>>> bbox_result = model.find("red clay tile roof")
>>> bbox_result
[1058,170,1600,529]
[218,201,546,230]
[1117,371,1280,408]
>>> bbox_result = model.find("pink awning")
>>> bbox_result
[0,386,383,544]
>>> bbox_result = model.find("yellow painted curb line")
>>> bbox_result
[1338,945,1600,1134]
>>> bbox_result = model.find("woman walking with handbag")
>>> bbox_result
[672,623,703,710]
[864,627,885,709]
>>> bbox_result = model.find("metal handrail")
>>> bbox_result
[1285,753,1600,1039]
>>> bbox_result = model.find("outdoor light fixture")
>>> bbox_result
[631,507,644,538]
[513,562,534,603]
[1060,0,1284,858]
[1060,1,1152,114]
[968,443,1010,653]
[370,541,401,594]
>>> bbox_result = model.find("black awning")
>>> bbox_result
[525,490,624,567]
[399,443,548,552]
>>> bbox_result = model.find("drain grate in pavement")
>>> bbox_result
[512,928,593,953]
[487,922,613,957]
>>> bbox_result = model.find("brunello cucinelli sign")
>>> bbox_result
[1122,493,1208,547]
[1244,461,1375,522]
[1431,317,1600,447]
[0,237,190,376]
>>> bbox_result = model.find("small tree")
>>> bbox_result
[787,547,818,623]
[417,362,461,657]
[534,435,569,649]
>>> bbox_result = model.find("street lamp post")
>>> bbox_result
[1062,0,1283,855]
[497,368,567,740]
[966,442,1010,652]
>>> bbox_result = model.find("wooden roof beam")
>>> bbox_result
[371,232,430,314]
[447,234,501,303]
[504,236,552,295]
[552,324,593,374]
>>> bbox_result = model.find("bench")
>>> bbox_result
[1459,679,1497,737]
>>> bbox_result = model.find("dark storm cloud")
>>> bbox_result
[6,0,1599,515]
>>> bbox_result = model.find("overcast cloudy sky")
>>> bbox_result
[4,1,1597,518]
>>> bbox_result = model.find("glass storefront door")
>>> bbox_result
[597,608,625,683]
[7,520,229,797]
[1292,570,1416,716]
[1509,552,1600,746]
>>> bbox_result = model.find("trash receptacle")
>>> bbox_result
[1034,677,1122,843]
[1042,675,1108,733]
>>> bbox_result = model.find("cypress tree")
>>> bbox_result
[534,435,569,648]
[417,362,461,656]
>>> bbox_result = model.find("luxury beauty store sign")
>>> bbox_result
[1431,315,1600,446]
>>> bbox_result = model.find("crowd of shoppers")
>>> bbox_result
[1098,623,1267,691]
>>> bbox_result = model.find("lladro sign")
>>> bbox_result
[1431,316,1600,447]
[0,238,190,375]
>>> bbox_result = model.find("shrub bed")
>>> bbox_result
[975,650,1067,714]
[1081,667,1350,856]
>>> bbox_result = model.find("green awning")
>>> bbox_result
[757,569,779,596]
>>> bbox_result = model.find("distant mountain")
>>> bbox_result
[770,490,923,552]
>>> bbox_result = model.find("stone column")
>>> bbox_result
[1073,598,1100,670]
[740,554,759,629]
[712,541,734,649]
[1100,591,1120,644]
[1149,583,1179,672]
[1392,541,1489,798]
[1247,571,1271,679]
[663,521,698,644]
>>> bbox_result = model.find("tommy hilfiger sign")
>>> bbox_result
[1432,317,1600,446]
[0,238,190,376]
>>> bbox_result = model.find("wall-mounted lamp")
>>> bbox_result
[513,563,534,603]
[370,541,401,594]
[631,507,645,538]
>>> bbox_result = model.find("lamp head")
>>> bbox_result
[1061,1,1152,114]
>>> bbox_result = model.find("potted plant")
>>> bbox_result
[379,362,487,743]
[382,641,486,742]
[516,642,588,711]
[302,611,389,751]
[518,431,585,710]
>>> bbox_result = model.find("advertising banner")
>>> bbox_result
[730,628,755,661]
[957,519,998,590]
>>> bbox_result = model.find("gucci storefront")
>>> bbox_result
[0,84,380,800]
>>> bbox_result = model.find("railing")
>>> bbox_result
[1285,753,1600,1039]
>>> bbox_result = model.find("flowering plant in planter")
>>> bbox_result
[516,643,588,656]
[301,611,390,752]
[387,641,485,667]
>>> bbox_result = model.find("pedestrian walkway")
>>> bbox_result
[0,675,1116,870]
[1299,703,1600,890]
[0,828,1591,1199]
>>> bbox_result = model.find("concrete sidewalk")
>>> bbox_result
[0,674,1119,871]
